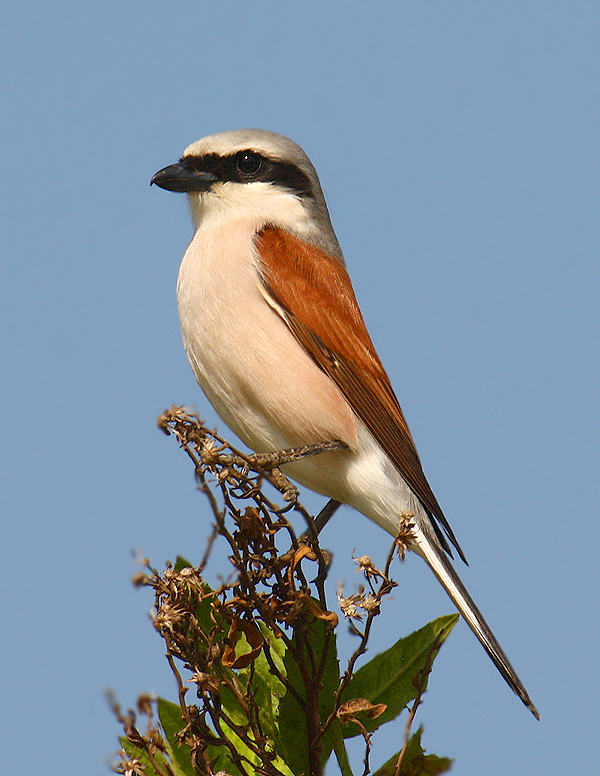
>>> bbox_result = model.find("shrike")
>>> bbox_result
[152,129,538,718]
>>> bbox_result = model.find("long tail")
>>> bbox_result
[411,518,539,719]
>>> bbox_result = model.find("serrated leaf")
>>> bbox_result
[373,727,452,776]
[157,699,195,776]
[341,614,458,738]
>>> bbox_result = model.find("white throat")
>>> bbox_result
[186,181,314,240]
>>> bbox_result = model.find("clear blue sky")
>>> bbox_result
[1,3,598,774]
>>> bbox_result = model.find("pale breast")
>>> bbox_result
[176,217,358,457]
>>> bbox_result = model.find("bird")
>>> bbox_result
[151,129,538,718]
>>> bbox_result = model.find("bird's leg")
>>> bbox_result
[300,498,341,545]
[313,499,342,534]
[248,439,348,470]
[247,439,348,503]
[246,442,346,574]
[298,499,341,584]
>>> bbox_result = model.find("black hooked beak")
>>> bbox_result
[151,161,217,193]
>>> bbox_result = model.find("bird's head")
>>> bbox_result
[152,129,341,256]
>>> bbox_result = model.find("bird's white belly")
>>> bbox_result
[176,218,421,535]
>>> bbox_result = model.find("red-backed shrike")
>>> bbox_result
[152,129,538,718]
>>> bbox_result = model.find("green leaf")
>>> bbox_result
[217,681,293,776]
[203,743,246,776]
[174,556,194,571]
[187,577,220,636]
[161,684,256,776]
[159,618,293,776]
[120,736,161,776]
[373,727,452,776]
[327,719,354,776]
[277,610,341,775]
[241,623,288,743]
[341,614,458,738]
[229,623,295,776]
[157,698,196,776]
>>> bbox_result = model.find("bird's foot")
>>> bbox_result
[247,439,348,503]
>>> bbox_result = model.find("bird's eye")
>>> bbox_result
[235,151,262,175]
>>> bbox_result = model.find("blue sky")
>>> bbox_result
[1,3,599,774]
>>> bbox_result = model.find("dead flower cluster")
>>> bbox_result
[112,408,451,776]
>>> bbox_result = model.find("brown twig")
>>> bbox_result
[114,408,429,776]
[320,541,398,745]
